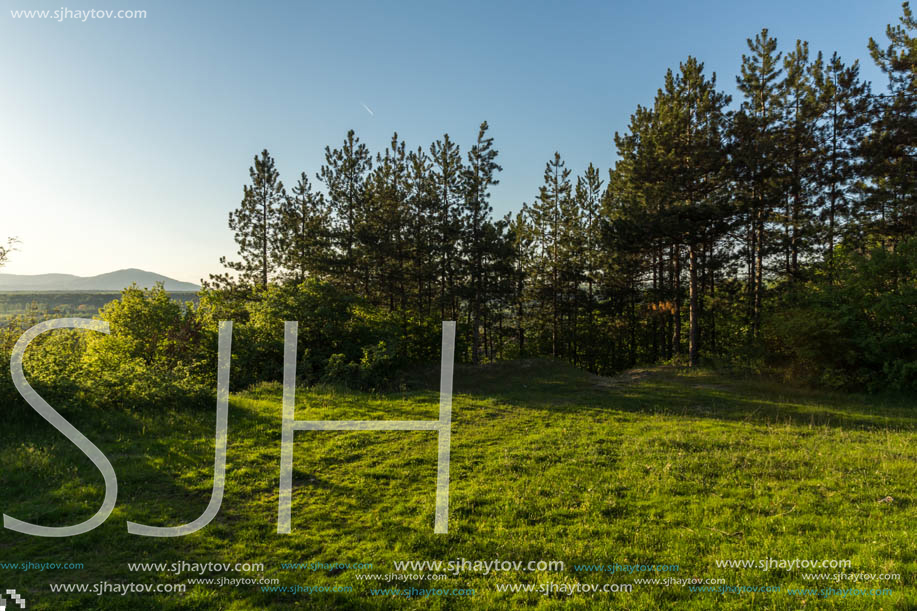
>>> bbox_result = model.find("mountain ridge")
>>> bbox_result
[0,268,200,292]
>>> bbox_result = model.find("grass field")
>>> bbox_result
[0,292,199,324]
[1,359,915,609]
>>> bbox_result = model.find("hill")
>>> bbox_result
[0,269,200,292]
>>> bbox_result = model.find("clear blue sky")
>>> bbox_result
[0,0,906,283]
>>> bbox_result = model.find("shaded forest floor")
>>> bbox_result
[1,360,915,609]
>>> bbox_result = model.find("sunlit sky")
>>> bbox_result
[0,0,905,284]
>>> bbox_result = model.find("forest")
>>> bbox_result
[201,5,915,392]
[1,4,915,407]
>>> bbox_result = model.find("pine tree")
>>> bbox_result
[274,172,330,284]
[576,164,605,305]
[509,210,532,356]
[365,133,410,309]
[478,214,516,361]
[461,122,502,364]
[429,134,464,319]
[816,52,870,260]
[652,57,731,366]
[612,103,669,361]
[318,130,372,291]
[862,1,917,246]
[575,164,605,370]
[406,145,439,313]
[213,149,285,290]
[778,41,821,279]
[603,162,653,369]
[734,29,784,337]
[525,152,574,358]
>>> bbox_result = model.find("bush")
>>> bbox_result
[202,279,441,391]
[80,284,213,409]
[764,239,917,391]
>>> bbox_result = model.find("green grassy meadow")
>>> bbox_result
[1,360,915,609]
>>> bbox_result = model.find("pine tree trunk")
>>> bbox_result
[629,287,637,366]
[651,242,659,362]
[792,202,799,279]
[672,245,681,356]
[754,212,764,338]
[747,208,757,339]
[517,267,525,356]
[572,280,578,366]
[262,198,269,287]
[708,241,717,355]
[689,244,699,367]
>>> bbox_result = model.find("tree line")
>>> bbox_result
[208,4,916,389]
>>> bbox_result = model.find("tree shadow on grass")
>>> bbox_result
[436,358,917,431]
[0,390,437,610]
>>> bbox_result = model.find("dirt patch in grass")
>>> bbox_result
[692,383,732,391]
[591,366,671,388]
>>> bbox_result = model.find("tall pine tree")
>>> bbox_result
[212,149,285,290]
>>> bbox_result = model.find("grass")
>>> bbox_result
[1,359,915,609]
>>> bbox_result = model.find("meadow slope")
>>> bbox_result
[1,360,915,610]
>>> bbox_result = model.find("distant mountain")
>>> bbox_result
[0,269,200,292]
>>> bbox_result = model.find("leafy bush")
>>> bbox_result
[78,285,213,409]
[238,280,439,390]
[765,239,917,391]
[202,279,441,391]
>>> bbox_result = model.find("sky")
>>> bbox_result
[0,0,907,284]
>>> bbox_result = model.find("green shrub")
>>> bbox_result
[764,239,917,391]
